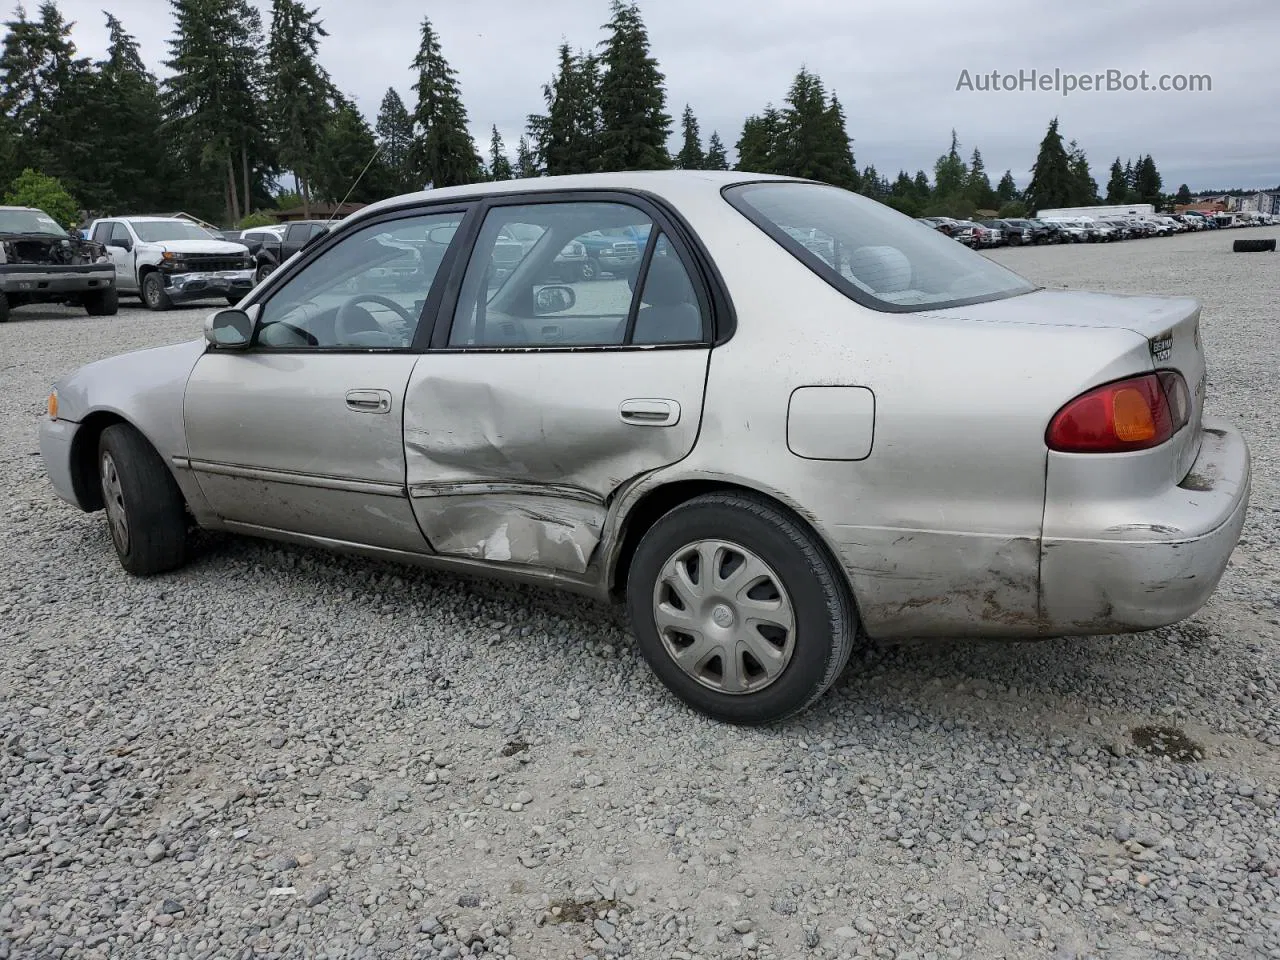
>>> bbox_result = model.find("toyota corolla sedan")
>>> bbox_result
[38,171,1251,724]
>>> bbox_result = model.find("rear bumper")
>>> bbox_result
[39,417,87,510]
[1,263,115,295]
[163,269,254,303]
[1040,418,1251,633]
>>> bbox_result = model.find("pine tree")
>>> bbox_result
[1134,154,1163,206]
[1105,157,1127,202]
[266,0,334,218]
[597,0,670,170]
[913,169,932,200]
[777,68,829,180]
[996,169,1019,204]
[1174,183,1192,205]
[0,2,91,193]
[312,93,394,203]
[488,125,512,180]
[1024,117,1073,214]
[674,104,703,169]
[163,0,270,223]
[1066,140,1097,205]
[375,88,415,192]
[1122,158,1136,200]
[85,13,172,213]
[823,92,859,190]
[528,44,600,175]
[932,129,967,199]
[515,134,540,178]
[408,16,480,188]
[735,107,781,173]
[703,130,728,171]
[965,147,995,209]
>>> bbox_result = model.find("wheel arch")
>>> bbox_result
[605,477,864,627]
[69,411,188,514]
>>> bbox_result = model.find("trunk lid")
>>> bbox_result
[927,288,1207,478]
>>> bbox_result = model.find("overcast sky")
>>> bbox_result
[48,0,1280,191]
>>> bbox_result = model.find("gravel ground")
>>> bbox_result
[2,228,1278,960]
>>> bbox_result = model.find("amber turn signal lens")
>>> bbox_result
[1111,387,1157,441]
[47,391,58,420]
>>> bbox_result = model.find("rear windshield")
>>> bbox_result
[723,182,1036,312]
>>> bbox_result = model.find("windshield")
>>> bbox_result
[131,220,218,242]
[0,208,68,237]
[725,182,1036,312]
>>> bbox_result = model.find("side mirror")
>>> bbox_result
[107,237,132,252]
[535,284,576,314]
[205,308,254,349]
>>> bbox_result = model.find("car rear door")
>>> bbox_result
[403,192,717,575]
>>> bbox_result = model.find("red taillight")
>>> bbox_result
[1046,371,1190,453]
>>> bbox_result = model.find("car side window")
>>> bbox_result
[449,201,708,348]
[91,222,111,244]
[630,234,706,344]
[252,211,464,351]
[109,223,131,244]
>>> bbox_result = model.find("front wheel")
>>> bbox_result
[0,293,9,323]
[84,286,119,316]
[254,263,275,285]
[141,272,172,311]
[581,258,599,281]
[625,492,857,725]
[98,423,189,575]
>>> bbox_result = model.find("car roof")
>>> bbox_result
[0,205,41,211]
[346,170,798,227]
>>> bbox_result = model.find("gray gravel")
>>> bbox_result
[2,229,1278,960]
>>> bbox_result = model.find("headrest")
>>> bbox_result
[846,245,912,293]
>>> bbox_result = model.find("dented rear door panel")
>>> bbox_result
[403,348,711,573]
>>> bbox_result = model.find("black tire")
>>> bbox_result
[225,295,242,306]
[1233,238,1276,253]
[582,258,600,281]
[0,292,9,323]
[254,263,274,285]
[625,492,857,725]
[97,423,189,576]
[84,286,119,316]
[140,271,173,311]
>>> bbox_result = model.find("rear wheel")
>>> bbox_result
[625,492,857,725]
[0,293,8,323]
[84,287,119,316]
[141,272,172,311]
[97,423,189,575]
[254,263,275,284]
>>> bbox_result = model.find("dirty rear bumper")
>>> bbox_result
[1039,417,1251,633]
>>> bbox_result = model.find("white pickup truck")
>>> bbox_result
[86,216,255,311]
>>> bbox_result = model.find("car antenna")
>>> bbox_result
[326,143,386,229]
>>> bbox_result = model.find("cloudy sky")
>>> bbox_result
[48,0,1280,191]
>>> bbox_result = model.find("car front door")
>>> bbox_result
[100,222,139,291]
[403,195,715,575]
[181,206,469,551]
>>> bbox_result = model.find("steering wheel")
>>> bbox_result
[335,294,418,346]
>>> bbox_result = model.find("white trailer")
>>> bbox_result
[1035,203,1155,219]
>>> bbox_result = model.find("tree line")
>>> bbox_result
[1,0,1192,228]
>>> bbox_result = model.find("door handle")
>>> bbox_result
[619,398,680,427]
[345,388,392,414]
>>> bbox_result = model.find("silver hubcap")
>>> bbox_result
[100,452,130,554]
[652,539,796,695]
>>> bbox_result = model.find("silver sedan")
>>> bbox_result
[38,171,1252,724]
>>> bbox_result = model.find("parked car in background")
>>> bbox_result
[37,171,1252,724]
[0,205,117,322]
[87,215,255,310]
[237,220,328,285]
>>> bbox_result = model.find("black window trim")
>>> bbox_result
[721,179,1039,315]
[234,203,478,355]
[423,188,728,354]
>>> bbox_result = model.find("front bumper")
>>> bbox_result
[162,268,254,303]
[1,263,115,295]
[39,417,87,510]
[1040,418,1251,633]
